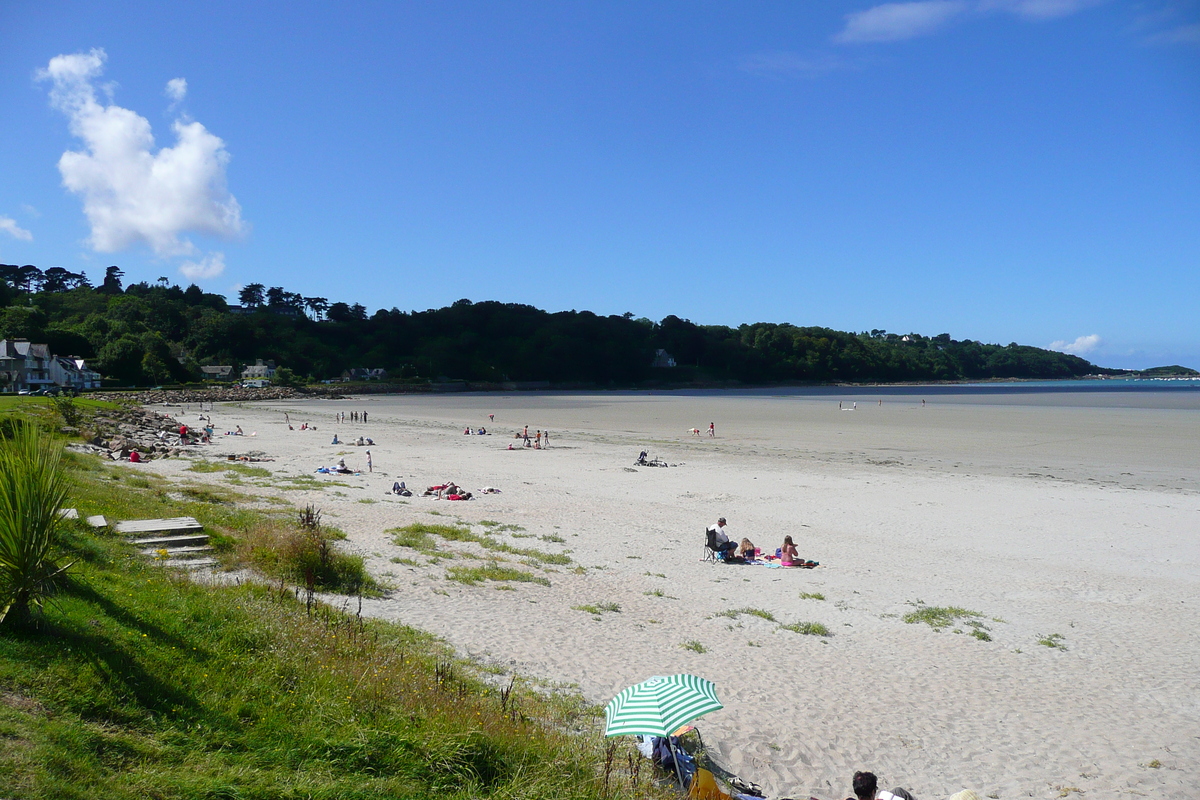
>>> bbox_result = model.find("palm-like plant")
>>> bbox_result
[0,422,71,628]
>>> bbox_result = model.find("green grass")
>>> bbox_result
[902,604,983,630]
[390,523,571,566]
[185,461,272,478]
[1038,633,1067,650]
[571,602,620,615]
[713,607,776,622]
[446,563,551,587]
[779,621,831,636]
[0,442,664,800]
[680,640,707,653]
[642,589,676,599]
[798,592,825,601]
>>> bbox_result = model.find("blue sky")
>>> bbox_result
[1,1,1197,369]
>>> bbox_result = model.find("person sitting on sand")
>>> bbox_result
[780,535,800,566]
[636,450,649,466]
[234,425,244,436]
[779,535,819,567]
[736,538,757,560]
[331,434,340,445]
[850,770,917,800]
[707,518,738,557]
[355,436,365,446]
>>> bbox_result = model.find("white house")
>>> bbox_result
[241,359,277,381]
[50,356,102,390]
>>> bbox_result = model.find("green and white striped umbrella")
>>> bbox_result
[604,674,723,738]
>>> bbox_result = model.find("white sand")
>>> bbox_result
[146,390,1200,800]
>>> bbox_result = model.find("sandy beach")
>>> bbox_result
[142,388,1200,800]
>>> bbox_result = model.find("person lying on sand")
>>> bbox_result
[391,481,412,496]
[849,770,917,800]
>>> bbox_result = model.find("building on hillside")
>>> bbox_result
[200,365,236,382]
[49,356,102,390]
[650,349,677,368]
[241,359,277,382]
[340,367,388,381]
[0,339,55,393]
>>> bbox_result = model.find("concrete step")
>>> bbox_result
[86,515,109,528]
[141,545,213,558]
[129,533,210,549]
[163,557,219,570]
[115,517,203,535]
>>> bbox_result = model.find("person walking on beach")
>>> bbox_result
[708,422,715,437]
[543,429,549,448]
[363,411,367,422]
[365,450,372,473]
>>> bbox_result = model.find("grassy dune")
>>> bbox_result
[0,401,666,799]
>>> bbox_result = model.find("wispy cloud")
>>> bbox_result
[179,251,226,280]
[835,1,969,43]
[38,48,244,258]
[1049,334,1102,355]
[977,0,1106,20]
[739,51,853,78]
[1144,21,1200,44]
[835,0,1105,43]
[0,216,33,241]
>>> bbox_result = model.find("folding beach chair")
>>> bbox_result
[702,527,720,563]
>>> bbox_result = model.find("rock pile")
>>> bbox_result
[73,406,194,461]
[88,386,318,405]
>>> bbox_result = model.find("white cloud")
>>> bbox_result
[1048,334,1102,355]
[178,251,226,280]
[835,1,968,43]
[165,77,187,104]
[0,216,33,241]
[38,48,244,257]
[978,0,1104,19]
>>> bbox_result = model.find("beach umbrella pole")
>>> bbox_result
[669,738,685,790]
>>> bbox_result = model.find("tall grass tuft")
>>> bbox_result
[0,421,71,628]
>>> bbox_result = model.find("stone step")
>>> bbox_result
[86,515,109,528]
[129,533,210,549]
[141,545,213,558]
[59,508,79,520]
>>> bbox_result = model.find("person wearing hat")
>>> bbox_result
[707,517,737,557]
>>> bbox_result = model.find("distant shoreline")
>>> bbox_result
[85,374,1200,407]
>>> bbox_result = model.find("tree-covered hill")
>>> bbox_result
[0,264,1114,386]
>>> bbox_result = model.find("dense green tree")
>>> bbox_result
[0,263,1118,387]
